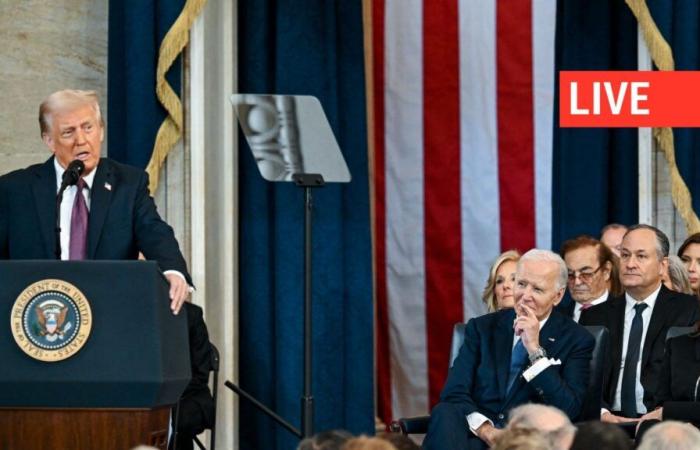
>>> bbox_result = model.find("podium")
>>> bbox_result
[0,261,191,450]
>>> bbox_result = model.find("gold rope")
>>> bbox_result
[625,0,700,234]
[146,0,208,194]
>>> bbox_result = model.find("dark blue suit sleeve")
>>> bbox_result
[527,330,594,419]
[438,318,482,418]
[132,172,192,285]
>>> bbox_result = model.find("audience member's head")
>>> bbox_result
[678,232,700,295]
[619,224,670,300]
[483,250,521,312]
[298,430,354,450]
[515,250,568,320]
[601,223,628,257]
[663,255,694,294]
[561,235,622,302]
[569,421,631,450]
[492,426,554,450]
[341,436,396,450]
[376,433,419,450]
[507,404,575,449]
[636,421,700,450]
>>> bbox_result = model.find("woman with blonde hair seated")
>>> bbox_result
[482,250,521,312]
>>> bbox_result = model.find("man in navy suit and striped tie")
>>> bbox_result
[423,249,594,450]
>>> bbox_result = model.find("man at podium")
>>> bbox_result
[0,89,191,314]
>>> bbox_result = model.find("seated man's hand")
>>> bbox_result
[601,411,639,424]
[514,302,540,353]
[636,407,663,434]
[165,272,190,315]
[476,422,503,447]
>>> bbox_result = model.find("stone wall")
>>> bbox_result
[0,0,108,175]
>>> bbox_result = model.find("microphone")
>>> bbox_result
[60,159,85,190]
[55,159,86,259]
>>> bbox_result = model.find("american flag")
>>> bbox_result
[367,0,556,423]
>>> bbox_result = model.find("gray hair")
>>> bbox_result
[637,421,700,450]
[625,224,670,260]
[667,255,693,295]
[39,89,103,136]
[508,404,576,450]
[518,249,568,291]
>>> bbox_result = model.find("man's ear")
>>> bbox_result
[603,261,612,282]
[42,133,55,153]
[553,287,565,306]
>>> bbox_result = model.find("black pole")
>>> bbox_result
[301,186,314,438]
[224,381,302,438]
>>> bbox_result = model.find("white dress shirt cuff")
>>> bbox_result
[522,357,553,381]
[467,412,493,436]
[163,270,195,292]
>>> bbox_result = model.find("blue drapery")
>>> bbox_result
[237,1,374,449]
[648,0,700,222]
[107,0,184,168]
[552,0,640,251]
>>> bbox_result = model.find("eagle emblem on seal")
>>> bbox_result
[35,300,73,342]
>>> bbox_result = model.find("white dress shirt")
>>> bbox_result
[573,290,609,323]
[466,316,551,435]
[609,284,661,414]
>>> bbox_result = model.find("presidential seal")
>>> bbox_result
[10,279,92,362]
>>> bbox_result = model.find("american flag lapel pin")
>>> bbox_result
[104,182,112,191]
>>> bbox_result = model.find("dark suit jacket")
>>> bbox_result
[579,285,700,410]
[173,303,215,450]
[439,309,594,425]
[654,333,700,424]
[556,293,611,321]
[0,157,191,283]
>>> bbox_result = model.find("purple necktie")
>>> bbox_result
[69,178,88,260]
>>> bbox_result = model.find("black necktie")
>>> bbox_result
[621,302,648,417]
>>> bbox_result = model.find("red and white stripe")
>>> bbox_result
[371,0,556,423]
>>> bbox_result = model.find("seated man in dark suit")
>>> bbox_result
[580,224,700,427]
[422,249,595,450]
[0,89,190,314]
[558,235,621,322]
[172,303,216,450]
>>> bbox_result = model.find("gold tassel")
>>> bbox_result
[625,0,700,234]
[146,0,208,194]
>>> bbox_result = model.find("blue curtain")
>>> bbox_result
[552,0,640,251]
[237,1,374,449]
[648,1,700,223]
[107,0,184,167]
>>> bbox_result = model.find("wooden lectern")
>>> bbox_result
[0,261,191,450]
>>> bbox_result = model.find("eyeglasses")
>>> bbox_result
[567,266,602,283]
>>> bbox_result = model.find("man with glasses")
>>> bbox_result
[580,225,699,430]
[559,236,622,322]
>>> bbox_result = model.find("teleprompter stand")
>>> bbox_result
[228,94,351,439]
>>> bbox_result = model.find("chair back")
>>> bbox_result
[579,326,609,421]
[666,326,694,341]
[449,323,467,367]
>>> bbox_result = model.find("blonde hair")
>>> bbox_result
[482,250,521,312]
[39,89,103,135]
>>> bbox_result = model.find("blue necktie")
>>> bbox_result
[621,302,648,417]
[507,339,528,393]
